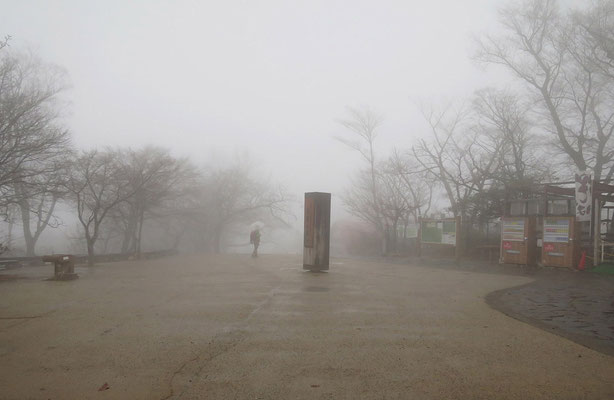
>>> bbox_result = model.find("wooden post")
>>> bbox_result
[593,196,600,267]
[454,216,461,263]
[303,192,331,271]
[417,218,422,258]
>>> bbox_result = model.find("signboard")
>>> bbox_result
[420,218,457,246]
[501,217,537,266]
[442,221,456,244]
[502,218,525,242]
[304,197,315,248]
[543,218,570,243]
[575,171,592,222]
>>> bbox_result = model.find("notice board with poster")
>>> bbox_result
[542,216,578,268]
[502,218,525,242]
[500,217,536,265]
[419,217,459,246]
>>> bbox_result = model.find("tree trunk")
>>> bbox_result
[136,210,145,258]
[87,240,95,266]
[18,200,37,256]
[24,236,36,257]
[381,233,388,256]
[121,213,138,253]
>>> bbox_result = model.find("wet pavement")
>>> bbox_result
[387,255,614,356]
[1,254,613,399]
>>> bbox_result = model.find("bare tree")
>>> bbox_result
[0,204,18,255]
[106,146,198,256]
[193,159,292,253]
[0,50,71,255]
[475,0,614,181]
[378,162,422,252]
[387,150,434,223]
[472,87,555,190]
[0,50,70,208]
[0,35,9,51]
[65,149,135,265]
[572,0,614,76]
[413,103,504,223]
[336,106,391,254]
[13,171,65,256]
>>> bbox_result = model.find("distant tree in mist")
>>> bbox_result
[0,44,293,258]
[387,150,433,223]
[14,165,68,256]
[107,146,197,257]
[65,149,136,265]
[0,35,9,51]
[413,103,505,223]
[337,106,434,254]
[60,150,292,259]
[336,106,390,254]
[194,159,292,253]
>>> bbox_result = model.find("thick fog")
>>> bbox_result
[1,1,503,185]
[3,0,594,256]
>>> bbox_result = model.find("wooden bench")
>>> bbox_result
[42,254,78,280]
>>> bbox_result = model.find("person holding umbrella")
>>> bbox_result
[250,226,261,257]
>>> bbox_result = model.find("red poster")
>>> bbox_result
[544,243,555,252]
[503,241,512,250]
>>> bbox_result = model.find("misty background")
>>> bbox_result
[1,2,503,184]
[2,0,605,257]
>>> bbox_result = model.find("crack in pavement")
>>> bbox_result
[0,310,56,332]
[161,329,247,400]
[162,278,286,400]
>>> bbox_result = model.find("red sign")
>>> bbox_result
[503,241,512,250]
[544,243,555,252]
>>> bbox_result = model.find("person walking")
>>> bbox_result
[250,228,261,257]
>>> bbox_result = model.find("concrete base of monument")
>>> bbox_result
[302,264,329,272]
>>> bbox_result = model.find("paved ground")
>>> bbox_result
[486,272,614,357]
[1,254,613,399]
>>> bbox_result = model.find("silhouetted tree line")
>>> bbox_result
[339,0,614,254]
[0,46,291,263]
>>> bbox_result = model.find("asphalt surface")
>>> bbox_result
[1,254,613,399]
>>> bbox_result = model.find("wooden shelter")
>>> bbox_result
[502,180,614,268]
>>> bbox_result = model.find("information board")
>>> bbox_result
[543,218,570,243]
[420,218,457,246]
[502,218,525,242]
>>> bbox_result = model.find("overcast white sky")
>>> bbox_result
[2,0,507,224]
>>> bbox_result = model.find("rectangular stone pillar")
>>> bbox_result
[303,192,331,271]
